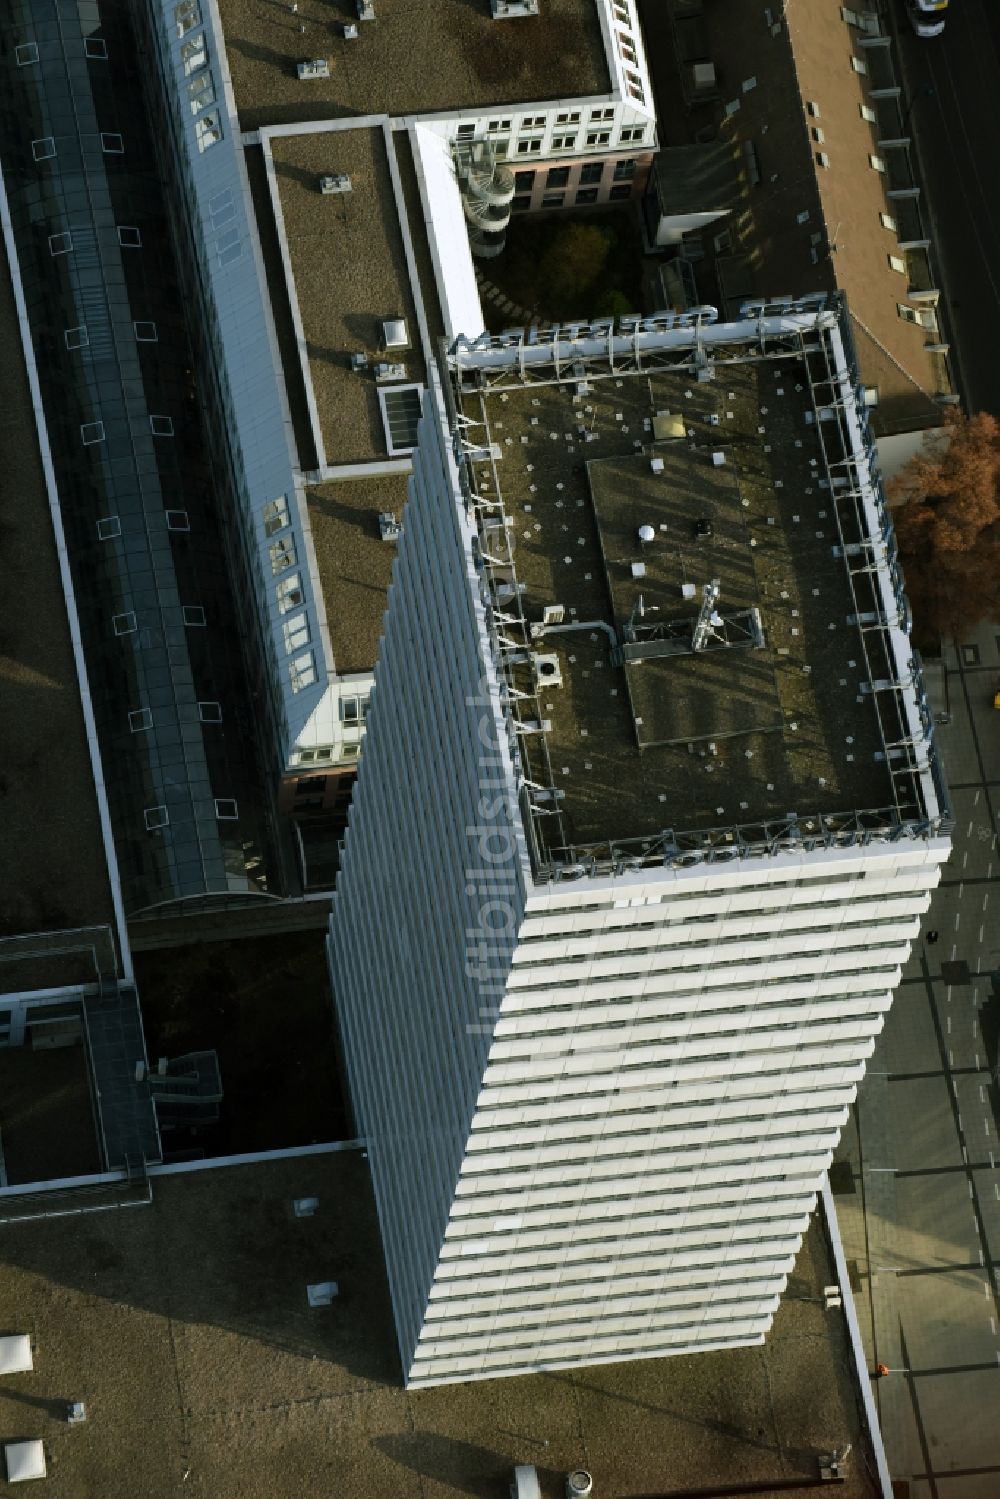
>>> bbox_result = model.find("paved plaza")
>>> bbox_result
[834,622,1000,1498]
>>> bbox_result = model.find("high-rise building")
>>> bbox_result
[329,299,952,1387]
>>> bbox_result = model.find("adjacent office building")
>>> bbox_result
[329,299,951,1386]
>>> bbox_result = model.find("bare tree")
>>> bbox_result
[890,411,1000,641]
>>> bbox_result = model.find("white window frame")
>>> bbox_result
[269,536,296,575]
[175,0,202,38]
[282,612,311,653]
[195,111,222,153]
[263,495,290,536]
[276,573,304,614]
[290,652,318,692]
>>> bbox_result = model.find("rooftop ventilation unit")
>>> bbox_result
[296,58,330,79]
[378,511,401,541]
[343,21,359,38]
[5,1441,46,1484]
[532,653,563,689]
[638,524,656,545]
[511,1468,542,1499]
[491,0,539,15]
[374,361,407,382]
[320,173,352,194]
[382,318,410,351]
[565,1474,593,1499]
[349,351,368,371]
[542,604,565,626]
[356,0,375,15]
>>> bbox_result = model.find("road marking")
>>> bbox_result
[949,1050,955,1067]
[986,1118,991,1136]
[973,1017,979,1037]
[955,911,962,930]
[984,892,990,911]
[948,1015,952,1035]
[992,1316,997,1336]
[963,852,969,871]
[968,820,974,837]
[951,943,958,961]
[980,924,985,943]
[975,790,981,807]
[982,1086,987,1103]
[995,1183,1000,1200]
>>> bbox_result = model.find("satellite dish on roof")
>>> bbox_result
[638,524,656,546]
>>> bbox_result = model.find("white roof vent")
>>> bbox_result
[356,0,375,15]
[542,604,565,626]
[320,173,352,195]
[637,524,656,545]
[0,1336,32,1374]
[343,22,359,38]
[382,318,410,351]
[512,1468,542,1499]
[532,653,563,689]
[5,1441,46,1484]
[565,1475,593,1499]
[491,0,539,15]
[296,58,330,79]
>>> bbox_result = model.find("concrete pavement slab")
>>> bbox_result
[907,1369,1000,1471]
[881,988,940,1075]
[931,985,991,1072]
[897,1269,998,1370]
[891,1175,982,1269]
[888,1077,963,1171]
[914,1478,1000,1499]
[972,1167,1000,1262]
[955,1074,996,1157]
[947,787,997,879]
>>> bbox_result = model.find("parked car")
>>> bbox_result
[907,0,947,37]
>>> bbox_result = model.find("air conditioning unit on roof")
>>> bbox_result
[491,0,539,16]
[320,173,352,195]
[296,58,330,80]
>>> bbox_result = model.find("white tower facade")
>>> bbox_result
[329,301,951,1387]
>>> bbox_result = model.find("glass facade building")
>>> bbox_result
[0,1,279,911]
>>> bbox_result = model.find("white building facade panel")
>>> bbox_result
[329,312,951,1387]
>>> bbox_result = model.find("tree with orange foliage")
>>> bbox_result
[890,411,1000,642]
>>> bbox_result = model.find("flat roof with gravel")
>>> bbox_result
[455,339,909,855]
[217,0,611,132]
[268,127,424,468]
[0,1149,879,1498]
[306,476,406,673]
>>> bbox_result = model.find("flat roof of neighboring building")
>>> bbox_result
[268,127,425,468]
[305,477,405,674]
[216,0,611,132]
[650,4,949,437]
[452,322,920,857]
[0,1149,879,1498]
[0,235,115,981]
